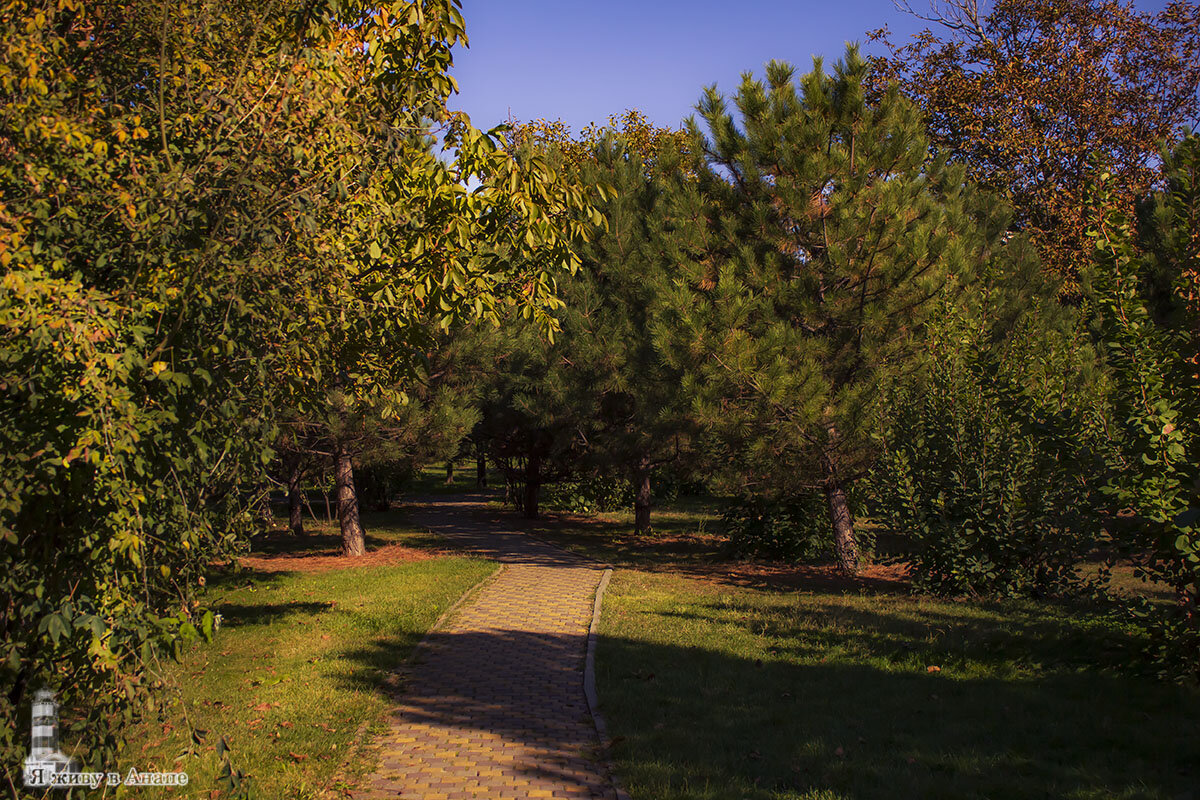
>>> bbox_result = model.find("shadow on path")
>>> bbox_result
[348,494,618,800]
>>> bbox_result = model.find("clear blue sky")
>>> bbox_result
[448,0,1174,134]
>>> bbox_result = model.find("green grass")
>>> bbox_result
[118,513,494,799]
[488,497,730,570]
[400,463,497,496]
[596,571,1199,800]
[482,496,1198,799]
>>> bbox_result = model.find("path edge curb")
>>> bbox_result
[420,561,506,645]
[585,567,632,800]
[328,561,505,799]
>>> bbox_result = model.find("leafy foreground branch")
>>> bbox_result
[0,0,598,780]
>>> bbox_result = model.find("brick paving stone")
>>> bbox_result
[350,495,618,800]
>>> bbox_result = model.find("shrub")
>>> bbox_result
[722,494,871,563]
[870,361,1101,597]
[544,473,634,515]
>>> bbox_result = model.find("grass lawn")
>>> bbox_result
[118,512,494,799]
[502,498,1200,800]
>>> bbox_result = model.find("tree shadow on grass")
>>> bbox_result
[476,504,912,596]
[652,595,1143,677]
[601,642,1199,800]
[214,601,334,628]
[328,619,1196,800]
[249,512,445,557]
[597,633,1199,800]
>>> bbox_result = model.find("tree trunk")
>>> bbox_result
[445,460,455,485]
[634,455,653,535]
[825,475,859,576]
[335,444,365,557]
[287,457,304,536]
[820,420,859,575]
[476,445,487,488]
[523,451,541,519]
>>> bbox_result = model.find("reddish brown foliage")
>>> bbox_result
[872,0,1200,290]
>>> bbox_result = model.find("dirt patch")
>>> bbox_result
[678,558,912,594]
[239,543,437,574]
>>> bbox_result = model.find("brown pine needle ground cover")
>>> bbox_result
[116,513,493,799]
[493,498,1200,800]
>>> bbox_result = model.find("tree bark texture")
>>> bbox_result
[336,444,366,557]
[634,455,653,535]
[445,460,455,485]
[824,475,859,576]
[287,457,304,536]
[476,446,487,488]
[821,422,859,576]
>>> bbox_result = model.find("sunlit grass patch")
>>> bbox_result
[119,514,493,799]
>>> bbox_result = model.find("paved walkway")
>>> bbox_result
[351,495,619,800]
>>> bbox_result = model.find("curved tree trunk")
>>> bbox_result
[824,475,859,576]
[633,455,653,535]
[287,457,304,536]
[820,423,859,576]
[336,444,365,557]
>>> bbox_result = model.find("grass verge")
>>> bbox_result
[596,570,1199,800]
[118,513,493,799]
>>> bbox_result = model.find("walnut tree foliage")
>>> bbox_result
[0,0,597,778]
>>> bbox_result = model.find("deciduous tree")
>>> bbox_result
[871,0,1200,289]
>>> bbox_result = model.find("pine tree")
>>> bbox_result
[485,115,694,527]
[476,317,588,518]
[561,136,694,533]
[659,46,989,575]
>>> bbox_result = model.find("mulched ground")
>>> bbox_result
[239,531,439,574]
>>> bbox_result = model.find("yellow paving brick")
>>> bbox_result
[348,497,619,800]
